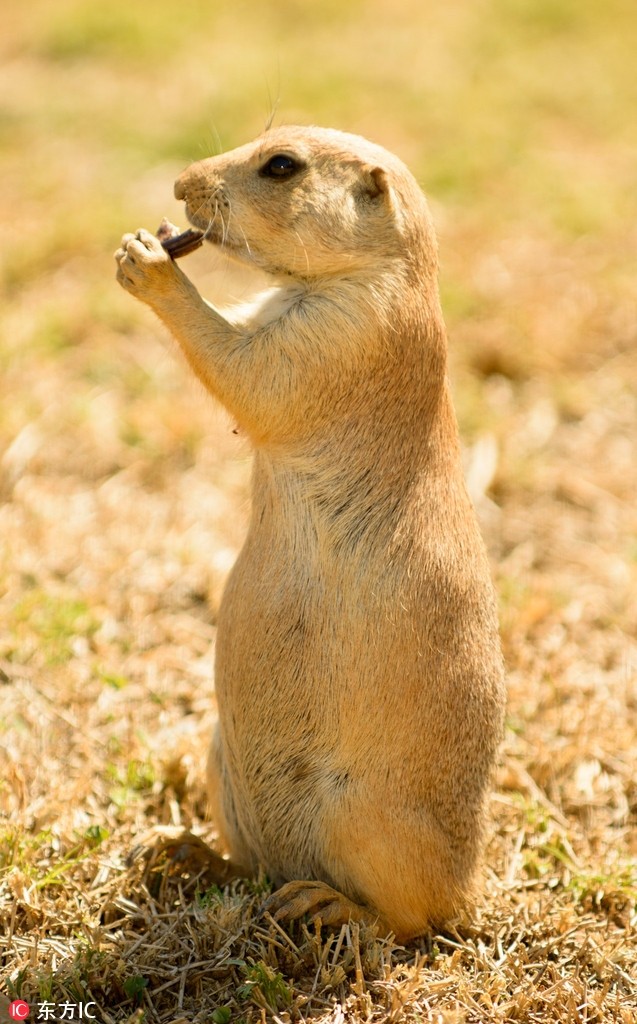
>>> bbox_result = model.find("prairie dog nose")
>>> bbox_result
[174,171,188,201]
[174,161,212,202]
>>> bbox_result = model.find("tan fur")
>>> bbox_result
[115,125,506,941]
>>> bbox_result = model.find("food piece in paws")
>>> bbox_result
[156,219,205,259]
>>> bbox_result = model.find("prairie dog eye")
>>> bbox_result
[259,154,303,179]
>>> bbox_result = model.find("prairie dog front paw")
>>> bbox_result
[115,228,186,306]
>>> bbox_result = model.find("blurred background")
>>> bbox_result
[0,0,636,932]
[1,1,636,1016]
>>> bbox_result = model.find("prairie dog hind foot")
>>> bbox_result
[262,880,383,933]
[138,830,243,889]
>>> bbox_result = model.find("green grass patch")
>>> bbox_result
[106,759,156,810]
[237,960,293,1014]
[33,0,220,63]
[8,592,99,666]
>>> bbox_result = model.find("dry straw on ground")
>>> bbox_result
[1,0,636,1021]
[2,358,635,1022]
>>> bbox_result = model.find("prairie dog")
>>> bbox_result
[115,125,505,941]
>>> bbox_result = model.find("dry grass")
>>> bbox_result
[1,0,636,1020]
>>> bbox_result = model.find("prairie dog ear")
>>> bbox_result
[361,165,395,211]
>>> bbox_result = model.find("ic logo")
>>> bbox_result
[8,1003,30,1022]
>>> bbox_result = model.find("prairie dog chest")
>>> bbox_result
[222,282,306,331]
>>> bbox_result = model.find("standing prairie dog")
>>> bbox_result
[115,125,505,941]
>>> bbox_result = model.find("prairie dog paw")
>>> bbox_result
[115,228,182,303]
[261,880,381,932]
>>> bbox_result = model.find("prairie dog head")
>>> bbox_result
[174,126,437,280]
